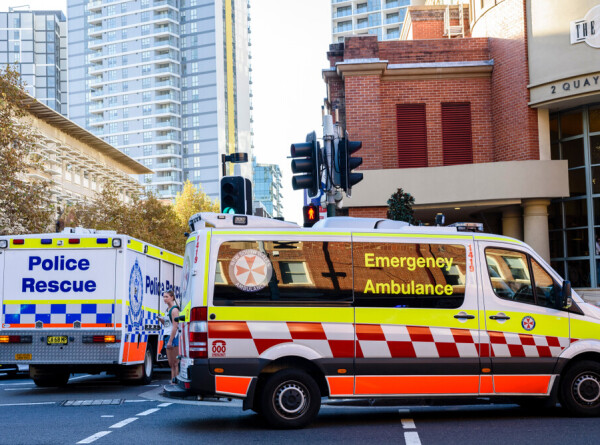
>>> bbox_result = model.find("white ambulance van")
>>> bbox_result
[0,228,182,386]
[167,213,600,428]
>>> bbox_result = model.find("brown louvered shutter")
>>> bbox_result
[442,102,473,166]
[396,104,427,168]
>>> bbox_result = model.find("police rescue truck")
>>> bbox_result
[166,212,600,428]
[0,228,182,386]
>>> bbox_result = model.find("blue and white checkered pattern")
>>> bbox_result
[2,303,114,325]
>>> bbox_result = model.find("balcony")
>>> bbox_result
[155,91,179,103]
[87,0,102,11]
[87,11,103,24]
[334,8,352,18]
[156,145,180,156]
[154,0,178,8]
[88,25,102,36]
[154,24,179,35]
[155,50,179,61]
[155,132,180,142]
[155,78,179,88]
[154,172,181,183]
[156,119,178,128]
[155,64,179,75]
[154,11,178,23]
[154,160,181,170]
[156,105,179,115]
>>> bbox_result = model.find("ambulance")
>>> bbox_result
[0,228,182,386]
[167,213,600,428]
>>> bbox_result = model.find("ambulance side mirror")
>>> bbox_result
[557,280,572,309]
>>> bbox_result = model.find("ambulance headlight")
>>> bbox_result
[112,238,122,248]
[0,240,7,248]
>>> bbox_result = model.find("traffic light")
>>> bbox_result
[302,203,319,228]
[220,176,251,215]
[338,137,363,196]
[291,131,321,198]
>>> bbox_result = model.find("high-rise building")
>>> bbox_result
[0,8,67,115]
[252,157,283,218]
[331,0,425,42]
[67,0,252,200]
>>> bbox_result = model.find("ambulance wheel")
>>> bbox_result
[33,372,70,387]
[139,346,154,385]
[560,360,600,416]
[260,369,320,429]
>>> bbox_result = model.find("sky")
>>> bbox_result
[2,0,332,224]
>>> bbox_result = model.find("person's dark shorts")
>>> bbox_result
[164,335,179,348]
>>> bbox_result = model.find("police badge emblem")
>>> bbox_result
[128,259,144,328]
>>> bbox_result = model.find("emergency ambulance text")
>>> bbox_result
[364,253,453,271]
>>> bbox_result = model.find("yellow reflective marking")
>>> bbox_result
[203,232,211,307]
[186,235,197,245]
[183,301,191,323]
[162,251,183,266]
[354,233,471,240]
[9,238,114,248]
[485,311,569,337]
[356,308,479,329]
[571,318,600,340]
[475,236,523,244]
[146,245,161,257]
[127,239,144,253]
[210,306,354,323]
[214,231,351,237]
[4,299,117,305]
[144,306,160,315]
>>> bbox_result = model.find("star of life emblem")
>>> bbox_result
[522,315,536,331]
[228,249,273,292]
[128,259,144,328]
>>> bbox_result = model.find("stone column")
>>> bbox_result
[522,199,551,262]
[502,206,523,241]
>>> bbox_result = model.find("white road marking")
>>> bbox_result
[401,418,416,429]
[76,431,112,444]
[110,417,138,428]
[4,387,43,391]
[0,382,35,386]
[124,399,150,403]
[404,432,422,445]
[157,403,172,407]
[0,402,56,407]
[101,415,114,418]
[136,408,160,416]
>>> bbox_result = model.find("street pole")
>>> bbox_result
[323,114,336,217]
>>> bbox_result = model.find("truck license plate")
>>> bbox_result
[47,336,68,345]
[15,353,32,360]
[180,357,193,380]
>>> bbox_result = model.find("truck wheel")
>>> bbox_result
[32,372,70,387]
[259,369,320,429]
[139,346,154,385]
[560,360,600,417]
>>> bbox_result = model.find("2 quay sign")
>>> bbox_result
[570,5,600,48]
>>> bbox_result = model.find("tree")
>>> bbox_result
[387,188,419,225]
[65,184,186,255]
[0,65,53,234]
[173,180,220,232]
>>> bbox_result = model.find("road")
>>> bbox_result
[1,369,599,445]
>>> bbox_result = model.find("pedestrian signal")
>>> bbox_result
[303,204,319,228]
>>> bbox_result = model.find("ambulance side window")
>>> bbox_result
[353,242,467,309]
[530,258,561,308]
[485,248,534,304]
[213,240,353,306]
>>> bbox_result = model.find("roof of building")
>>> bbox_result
[21,94,152,175]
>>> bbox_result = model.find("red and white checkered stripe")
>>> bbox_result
[207,321,573,359]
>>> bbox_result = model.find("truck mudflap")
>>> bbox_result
[1,330,122,364]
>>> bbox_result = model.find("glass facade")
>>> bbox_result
[67,0,252,200]
[549,105,600,288]
[252,158,283,218]
[331,0,411,42]
[0,10,67,115]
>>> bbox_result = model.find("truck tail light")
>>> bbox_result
[189,306,208,359]
[82,335,119,343]
[0,335,32,343]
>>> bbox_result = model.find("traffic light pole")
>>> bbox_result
[323,114,336,217]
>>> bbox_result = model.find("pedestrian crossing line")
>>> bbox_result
[400,413,421,445]
[404,431,422,445]
[77,431,112,444]
[157,403,172,407]
[401,418,416,429]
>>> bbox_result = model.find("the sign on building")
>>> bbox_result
[570,5,600,48]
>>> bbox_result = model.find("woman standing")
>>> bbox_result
[159,290,180,383]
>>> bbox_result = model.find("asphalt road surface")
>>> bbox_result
[1,369,599,445]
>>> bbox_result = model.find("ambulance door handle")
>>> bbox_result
[489,314,511,321]
[454,313,475,320]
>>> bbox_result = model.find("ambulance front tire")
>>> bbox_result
[259,369,320,429]
[560,360,600,417]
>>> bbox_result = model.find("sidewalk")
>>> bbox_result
[576,288,600,306]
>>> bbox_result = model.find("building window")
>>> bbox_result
[357,18,368,29]
[386,27,399,39]
[549,105,600,287]
[396,104,427,168]
[337,20,352,32]
[336,6,352,18]
[441,102,473,166]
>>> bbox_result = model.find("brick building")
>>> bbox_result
[323,0,600,290]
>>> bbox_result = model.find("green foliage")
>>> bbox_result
[387,188,418,225]
[0,65,53,234]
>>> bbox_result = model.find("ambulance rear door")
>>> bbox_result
[352,232,482,397]
[477,239,570,396]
